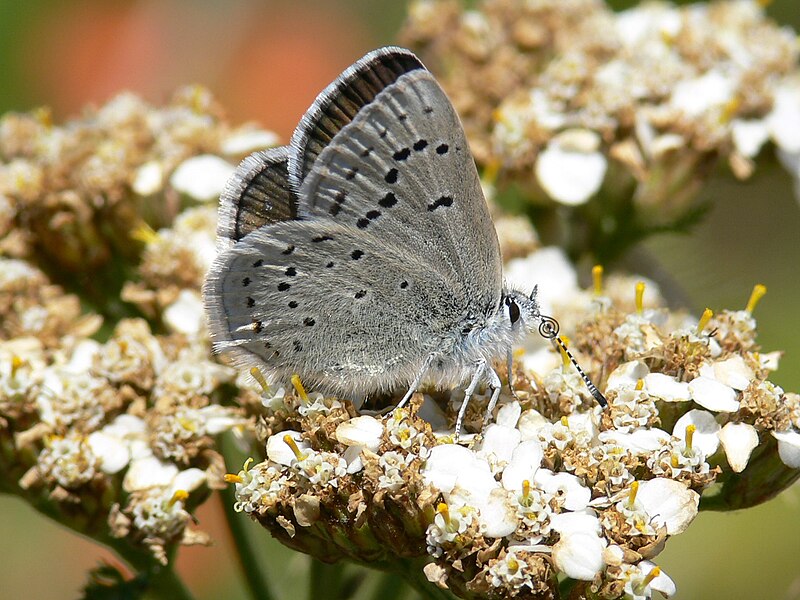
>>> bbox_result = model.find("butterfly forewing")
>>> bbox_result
[297,68,503,321]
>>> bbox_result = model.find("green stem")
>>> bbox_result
[219,433,277,600]
[309,559,343,600]
[369,571,407,600]
[147,564,196,600]
[392,559,455,600]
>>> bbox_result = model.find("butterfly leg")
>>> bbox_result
[506,348,519,401]
[483,366,503,427]
[393,353,436,412]
[454,359,487,442]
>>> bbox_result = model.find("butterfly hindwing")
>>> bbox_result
[216,146,297,244]
[204,219,461,397]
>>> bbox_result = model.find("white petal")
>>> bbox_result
[636,478,699,535]
[335,416,384,450]
[171,467,207,494]
[671,71,736,117]
[132,161,164,195]
[104,414,148,437]
[163,289,206,336]
[700,356,754,391]
[501,440,544,491]
[536,131,607,206]
[87,432,131,474]
[477,487,518,538]
[495,401,522,428]
[221,129,280,155]
[599,428,670,453]
[644,373,690,402]
[768,83,800,152]
[476,424,521,466]
[639,561,677,596]
[731,119,769,159]
[170,155,235,201]
[552,532,606,580]
[504,247,579,312]
[689,376,739,412]
[124,456,178,492]
[719,422,759,472]
[342,446,364,474]
[423,444,488,495]
[534,469,591,511]
[266,430,308,466]
[607,361,650,391]
[772,429,800,468]
[549,510,602,536]
[516,408,549,440]
[673,409,720,456]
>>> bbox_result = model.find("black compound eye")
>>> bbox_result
[508,299,521,325]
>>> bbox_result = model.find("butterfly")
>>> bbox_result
[203,47,605,436]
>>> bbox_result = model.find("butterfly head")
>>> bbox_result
[495,286,541,343]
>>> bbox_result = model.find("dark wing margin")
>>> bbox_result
[216,146,297,243]
[288,46,425,192]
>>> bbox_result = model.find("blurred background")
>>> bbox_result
[0,0,798,598]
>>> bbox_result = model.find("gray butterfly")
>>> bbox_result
[203,47,604,436]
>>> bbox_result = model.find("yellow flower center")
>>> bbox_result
[291,373,309,403]
[592,264,604,296]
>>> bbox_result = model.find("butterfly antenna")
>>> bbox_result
[537,315,607,408]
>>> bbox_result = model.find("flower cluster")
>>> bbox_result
[0,85,277,276]
[0,255,246,564]
[402,0,800,216]
[227,250,797,598]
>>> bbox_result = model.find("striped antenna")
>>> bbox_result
[537,315,607,408]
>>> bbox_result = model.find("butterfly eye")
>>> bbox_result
[507,298,521,325]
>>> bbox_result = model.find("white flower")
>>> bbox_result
[336,416,383,449]
[221,129,280,155]
[599,428,670,454]
[501,440,544,492]
[488,550,533,589]
[535,129,607,205]
[534,469,591,511]
[38,434,98,488]
[550,511,606,580]
[504,247,579,315]
[162,289,206,337]
[670,70,737,117]
[425,503,475,557]
[377,451,413,491]
[771,429,800,469]
[231,460,286,513]
[673,410,720,457]
[87,414,149,474]
[698,356,754,391]
[627,479,699,535]
[423,444,516,538]
[606,361,650,391]
[296,452,347,488]
[617,560,676,599]
[731,119,769,159]
[336,415,384,473]
[688,376,739,412]
[132,161,164,195]
[476,423,521,473]
[718,422,759,473]
[169,154,234,201]
[643,373,689,403]
[266,430,309,466]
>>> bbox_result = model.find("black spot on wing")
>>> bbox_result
[427,195,453,212]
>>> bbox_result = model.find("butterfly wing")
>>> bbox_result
[204,219,459,397]
[292,59,503,323]
[216,146,296,245]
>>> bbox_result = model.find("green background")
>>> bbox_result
[0,1,798,598]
